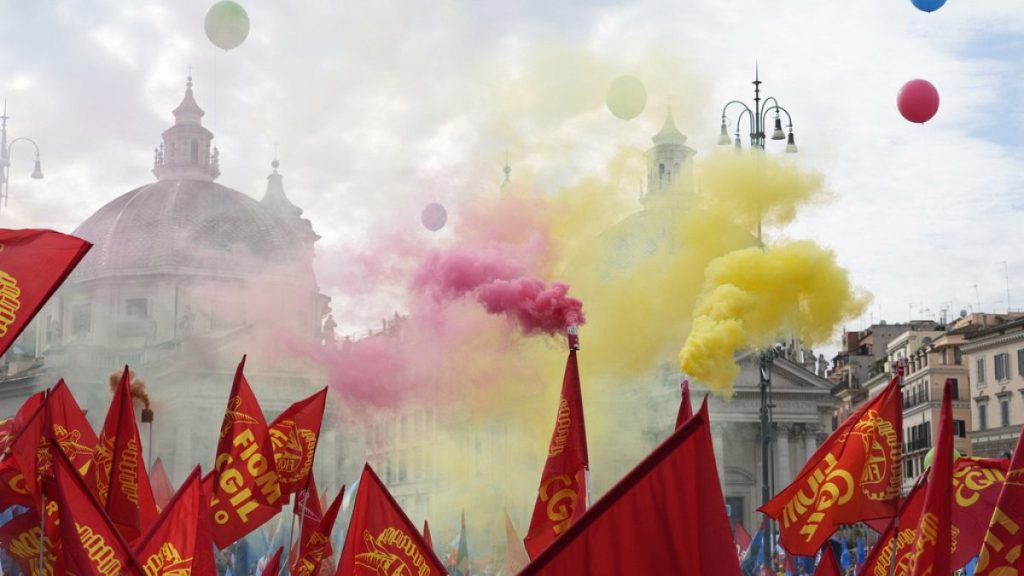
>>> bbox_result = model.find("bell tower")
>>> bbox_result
[642,108,695,209]
[152,76,219,181]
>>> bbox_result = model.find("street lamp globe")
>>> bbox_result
[31,155,43,179]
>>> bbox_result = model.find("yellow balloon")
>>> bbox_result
[606,75,647,121]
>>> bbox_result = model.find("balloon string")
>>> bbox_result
[213,49,218,133]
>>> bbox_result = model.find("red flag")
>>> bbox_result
[503,509,530,575]
[293,485,344,576]
[336,464,447,576]
[208,356,284,548]
[908,379,955,576]
[269,387,327,496]
[49,440,144,576]
[518,401,741,575]
[813,546,841,576]
[976,430,1024,574]
[95,366,159,541]
[6,398,46,504]
[0,500,63,574]
[859,456,1007,575]
[48,379,98,475]
[150,457,175,510]
[524,349,589,558]
[0,392,45,510]
[735,522,752,559]
[291,474,325,568]
[0,390,43,453]
[133,466,216,575]
[263,546,284,576]
[760,375,903,555]
[423,520,433,550]
[675,379,693,429]
[0,228,91,358]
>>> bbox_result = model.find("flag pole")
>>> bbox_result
[567,325,591,509]
[38,387,49,574]
[887,360,905,576]
[286,491,299,567]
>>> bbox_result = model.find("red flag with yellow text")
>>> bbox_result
[48,379,99,475]
[133,466,216,576]
[908,379,955,576]
[976,425,1024,575]
[0,390,43,453]
[524,349,589,559]
[336,464,447,576]
[760,375,903,555]
[96,366,159,541]
[293,485,344,576]
[518,401,741,575]
[270,387,327,497]
[860,456,1007,576]
[0,228,91,358]
[48,440,145,576]
[208,356,284,548]
[0,498,63,574]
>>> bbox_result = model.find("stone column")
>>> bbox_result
[804,429,819,462]
[775,425,791,488]
[712,423,726,489]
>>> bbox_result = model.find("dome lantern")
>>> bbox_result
[153,76,219,182]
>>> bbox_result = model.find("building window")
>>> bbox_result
[979,404,988,431]
[125,298,148,318]
[953,419,967,438]
[955,347,963,365]
[996,353,1011,382]
[71,303,91,336]
[977,358,986,384]
[1019,349,1024,376]
[1001,399,1011,428]
[950,378,960,400]
[190,140,199,162]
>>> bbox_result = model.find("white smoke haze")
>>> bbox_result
[2,0,1024,569]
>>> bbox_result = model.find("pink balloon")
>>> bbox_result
[897,79,940,124]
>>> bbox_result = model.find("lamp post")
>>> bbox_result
[0,100,45,213]
[717,64,798,244]
[716,66,798,574]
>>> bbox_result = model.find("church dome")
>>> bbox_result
[70,178,303,282]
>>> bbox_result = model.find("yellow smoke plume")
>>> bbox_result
[679,241,870,396]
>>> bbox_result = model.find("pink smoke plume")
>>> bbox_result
[476,278,584,335]
[413,246,585,336]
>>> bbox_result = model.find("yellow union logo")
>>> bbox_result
[0,269,21,338]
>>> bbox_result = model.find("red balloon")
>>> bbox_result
[897,79,940,124]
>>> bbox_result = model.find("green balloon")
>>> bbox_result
[606,75,647,121]
[205,1,250,51]
[924,447,962,469]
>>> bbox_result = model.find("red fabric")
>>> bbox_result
[48,379,99,475]
[209,356,284,548]
[263,546,284,576]
[524,350,589,558]
[0,390,43,452]
[0,392,45,510]
[0,228,91,358]
[7,398,46,503]
[735,522,752,558]
[860,456,1007,574]
[103,367,159,541]
[423,519,433,550]
[49,441,144,575]
[909,379,955,576]
[336,464,447,576]
[291,474,325,568]
[976,432,1024,574]
[269,387,327,496]
[133,466,216,575]
[518,401,742,576]
[675,379,693,429]
[503,509,530,574]
[761,375,903,555]
[0,500,63,574]
[150,457,175,510]
[813,546,840,576]
[293,485,344,576]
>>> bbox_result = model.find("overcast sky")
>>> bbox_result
[2,0,1023,349]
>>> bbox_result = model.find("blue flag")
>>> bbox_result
[741,524,767,576]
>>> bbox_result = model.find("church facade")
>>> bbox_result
[0,78,353,490]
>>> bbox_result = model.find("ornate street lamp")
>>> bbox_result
[716,66,799,575]
[0,101,45,213]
